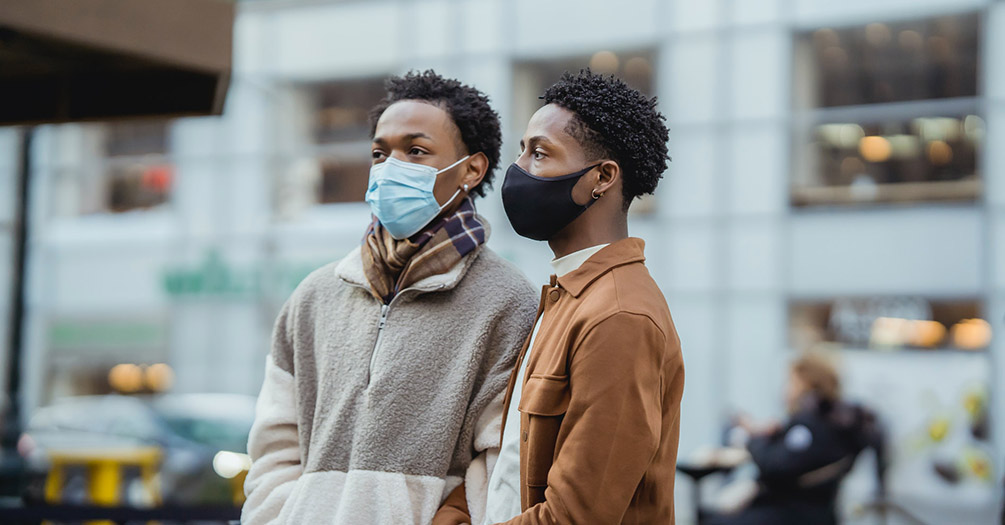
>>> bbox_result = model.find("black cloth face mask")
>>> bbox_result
[501,162,600,241]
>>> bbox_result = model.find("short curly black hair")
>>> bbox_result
[542,69,670,209]
[368,70,502,198]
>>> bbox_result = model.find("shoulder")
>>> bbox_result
[463,247,538,307]
[585,263,675,338]
[285,250,360,314]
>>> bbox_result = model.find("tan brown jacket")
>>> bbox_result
[435,238,684,524]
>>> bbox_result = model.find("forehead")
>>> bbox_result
[374,100,459,141]
[525,104,578,146]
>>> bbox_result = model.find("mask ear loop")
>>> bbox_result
[435,156,473,214]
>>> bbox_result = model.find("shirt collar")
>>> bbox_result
[553,237,647,297]
[549,243,609,278]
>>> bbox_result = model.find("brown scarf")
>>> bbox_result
[361,197,486,304]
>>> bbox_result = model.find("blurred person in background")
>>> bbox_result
[711,352,880,525]
[437,69,683,525]
[242,70,537,525]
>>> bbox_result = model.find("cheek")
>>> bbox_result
[569,171,597,205]
[431,172,462,204]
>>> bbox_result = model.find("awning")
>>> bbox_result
[0,0,234,124]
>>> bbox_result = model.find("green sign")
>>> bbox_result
[162,250,328,299]
[49,320,166,350]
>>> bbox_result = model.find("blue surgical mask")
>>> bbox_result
[365,155,470,239]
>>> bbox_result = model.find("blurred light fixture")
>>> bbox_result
[213,451,253,479]
[869,317,946,348]
[623,57,652,79]
[859,136,892,162]
[963,115,985,142]
[109,363,144,393]
[870,317,909,347]
[822,46,848,68]
[589,51,619,74]
[888,134,921,159]
[913,117,960,142]
[813,28,839,48]
[898,30,924,51]
[818,123,863,148]
[926,140,954,166]
[144,363,175,392]
[839,124,865,149]
[909,320,947,347]
[865,23,892,47]
[951,319,991,350]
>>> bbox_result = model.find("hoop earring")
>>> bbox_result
[592,189,603,200]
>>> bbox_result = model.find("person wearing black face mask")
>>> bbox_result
[435,70,683,525]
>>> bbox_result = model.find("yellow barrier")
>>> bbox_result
[230,469,249,506]
[44,446,162,525]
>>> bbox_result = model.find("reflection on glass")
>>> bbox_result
[794,114,981,206]
[806,15,979,107]
[792,14,982,207]
[789,298,989,352]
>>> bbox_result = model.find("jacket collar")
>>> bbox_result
[554,237,646,297]
[335,244,482,295]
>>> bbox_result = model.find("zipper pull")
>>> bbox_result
[378,304,389,329]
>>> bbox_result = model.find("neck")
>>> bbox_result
[548,216,628,259]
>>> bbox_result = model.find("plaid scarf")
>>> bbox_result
[362,197,487,304]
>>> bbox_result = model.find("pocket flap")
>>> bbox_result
[518,375,570,416]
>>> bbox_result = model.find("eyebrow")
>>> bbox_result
[519,135,553,150]
[372,132,435,146]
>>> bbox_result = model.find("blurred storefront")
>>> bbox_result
[1,0,1003,521]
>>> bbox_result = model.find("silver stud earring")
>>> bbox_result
[463,184,470,192]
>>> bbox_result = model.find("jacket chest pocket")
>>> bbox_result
[518,375,570,488]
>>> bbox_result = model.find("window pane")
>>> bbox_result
[105,162,172,212]
[313,78,385,143]
[793,112,983,206]
[792,14,982,207]
[319,158,369,204]
[799,14,979,108]
[284,78,385,208]
[92,120,173,214]
[789,298,990,352]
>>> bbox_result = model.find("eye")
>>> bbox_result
[371,150,386,160]
[532,150,546,161]
[409,147,426,156]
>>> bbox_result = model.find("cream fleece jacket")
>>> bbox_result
[243,243,537,525]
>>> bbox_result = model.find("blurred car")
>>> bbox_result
[19,393,257,507]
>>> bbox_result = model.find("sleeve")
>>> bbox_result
[432,392,502,522]
[503,312,672,525]
[437,282,536,525]
[433,392,504,525]
[434,483,471,525]
[242,301,303,525]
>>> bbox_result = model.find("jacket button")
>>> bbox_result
[548,289,560,302]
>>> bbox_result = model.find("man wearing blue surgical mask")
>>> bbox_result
[243,70,537,525]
